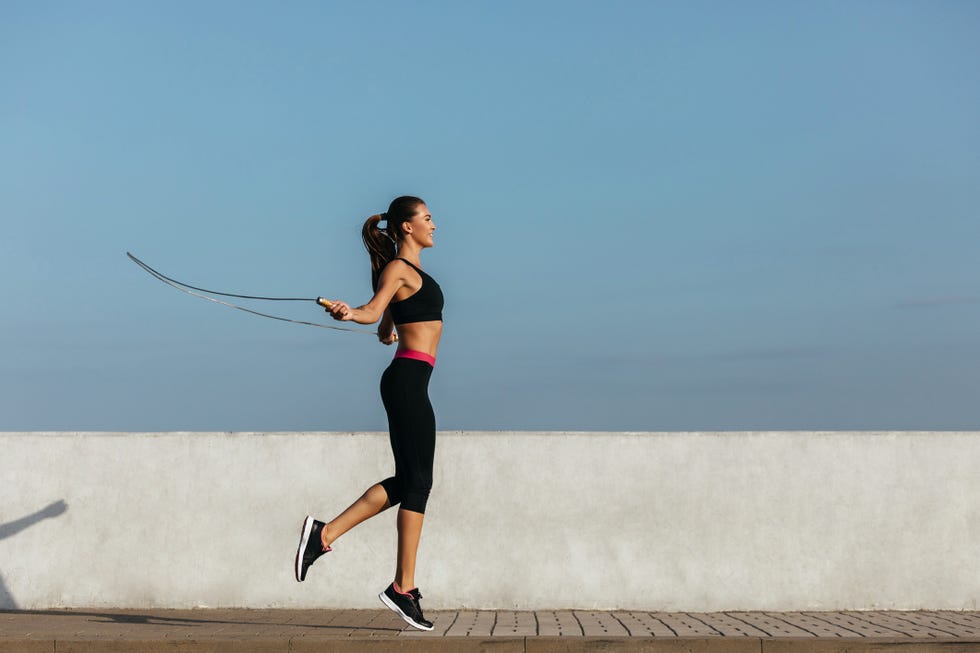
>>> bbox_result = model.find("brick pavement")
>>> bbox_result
[2,609,980,652]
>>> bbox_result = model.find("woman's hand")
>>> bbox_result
[326,300,352,321]
[378,331,398,346]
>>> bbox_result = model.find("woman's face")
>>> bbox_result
[402,203,436,249]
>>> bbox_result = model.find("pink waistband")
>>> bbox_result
[394,349,436,367]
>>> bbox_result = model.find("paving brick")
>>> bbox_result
[444,610,497,637]
[937,612,980,629]
[526,637,760,652]
[800,611,907,638]
[931,613,980,636]
[727,611,819,637]
[840,612,955,638]
[573,611,630,637]
[695,612,771,637]
[292,638,524,652]
[652,613,722,637]
[846,610,969,638]
[536,611,583,636]
[759,611,855,638]
[610,612,675,637]
[491,611,537,636]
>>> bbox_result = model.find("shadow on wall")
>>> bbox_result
[0,500,69,610]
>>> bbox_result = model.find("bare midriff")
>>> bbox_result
[395,320,442,359]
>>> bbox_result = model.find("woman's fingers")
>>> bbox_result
[327,301,351,320]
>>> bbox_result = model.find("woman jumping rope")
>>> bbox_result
[294,196,442,631]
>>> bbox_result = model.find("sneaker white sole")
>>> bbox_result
[379,591,434,631]
[294,515,315,582]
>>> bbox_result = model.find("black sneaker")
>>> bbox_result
[379,582,434,631]
[294,515,331,582]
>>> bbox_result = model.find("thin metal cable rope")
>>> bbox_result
[127,252,377,334]
[127,252,313,300]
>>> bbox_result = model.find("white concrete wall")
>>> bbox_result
[0,431,977,611]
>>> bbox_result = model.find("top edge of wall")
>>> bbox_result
[1,430,977,437]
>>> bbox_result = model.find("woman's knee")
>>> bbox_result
[379,476,401,506]
[400,487,431,514]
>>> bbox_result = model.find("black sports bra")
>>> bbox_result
[388,258,443,325]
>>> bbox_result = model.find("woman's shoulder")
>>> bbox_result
[378,258,420,286]
[381,258,407,271]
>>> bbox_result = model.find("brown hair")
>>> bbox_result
[361,195,425,290]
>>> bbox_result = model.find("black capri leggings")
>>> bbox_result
[378,357,435,514]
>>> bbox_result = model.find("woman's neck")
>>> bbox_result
[396,244,423,266]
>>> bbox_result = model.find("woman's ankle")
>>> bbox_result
[320,524,334,549]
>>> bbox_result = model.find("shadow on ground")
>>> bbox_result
[0,609,405,632]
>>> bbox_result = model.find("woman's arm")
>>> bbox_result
[325,262,406,325]
[377,308,397,345]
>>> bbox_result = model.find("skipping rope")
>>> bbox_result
[127,252,377,335]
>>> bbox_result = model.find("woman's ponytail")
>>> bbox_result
[360,196,425,290]
[361,214,396,291]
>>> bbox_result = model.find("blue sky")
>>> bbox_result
[2,1,978,431]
